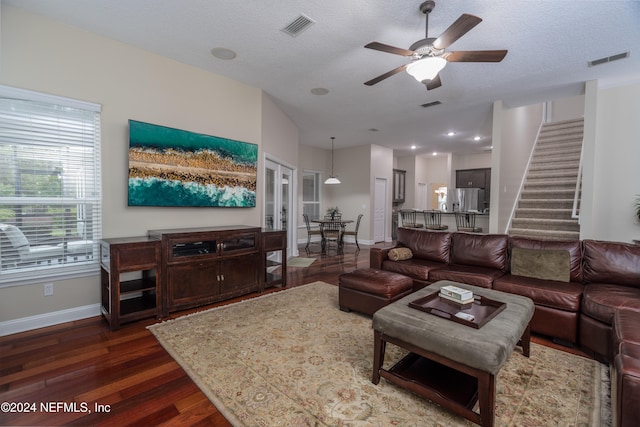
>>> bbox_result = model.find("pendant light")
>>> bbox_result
[324,136,341,184]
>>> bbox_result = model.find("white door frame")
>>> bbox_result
[264,154,298,257]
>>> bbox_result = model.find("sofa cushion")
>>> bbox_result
[583,240,640,288]
[493,274,583,312]
[510,247,571,282]
[381,258,445,282]
[450,232,508,271]
[388,247,413,261]
[582,284,640,325]
[509,236,582,282]
[428,265,505,289]
[397,227,451,264]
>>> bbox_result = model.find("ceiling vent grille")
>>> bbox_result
[421,101,442,108]
[588,51,630,67]
[281,14,315,37]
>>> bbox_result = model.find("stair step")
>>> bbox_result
[540,118,584,129]
[514,208,575,219]
[508,228,580,241]
[534,145,582,158]
[531,154,580,165]
[529,162,580,172]
[537,131,583,141]
[511,218,580,231]
[520,189,575,198]
[524,179,577,186]
[518,199,575,209]
[527,170,580,180]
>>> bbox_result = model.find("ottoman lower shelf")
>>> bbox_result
[384,352,479,410]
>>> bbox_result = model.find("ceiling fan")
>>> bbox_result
[364,0,507,90]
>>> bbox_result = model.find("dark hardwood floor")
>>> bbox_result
[0,242,588,426]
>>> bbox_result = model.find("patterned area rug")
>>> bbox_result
[148,282,610,426]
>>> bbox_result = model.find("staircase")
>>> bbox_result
[509,118,583,240]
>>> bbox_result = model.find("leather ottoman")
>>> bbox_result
[613,342,640,427]
[612,309,640,427]
[339,268,413,316]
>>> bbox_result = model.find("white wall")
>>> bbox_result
[0,6,295,326]
[551,94,585,122]
[580,80,640,242]
[491,101,544,233]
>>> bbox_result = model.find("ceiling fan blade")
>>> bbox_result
[432,14,482,50]
[364,64,408,86]
[365,42,414,57]
[425,74,442,90]
[445,50,508,62]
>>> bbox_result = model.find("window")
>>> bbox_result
[0,85,102,285]
[302,171,321,220]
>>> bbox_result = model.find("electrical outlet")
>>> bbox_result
[44,283,54,296]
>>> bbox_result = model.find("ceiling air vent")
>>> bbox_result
[421,101,442,108]
[588,51,630,67]
[281,14,315,37]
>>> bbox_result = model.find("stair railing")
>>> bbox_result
[571,138,584,221]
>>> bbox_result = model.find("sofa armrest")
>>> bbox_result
[370,247,394,269]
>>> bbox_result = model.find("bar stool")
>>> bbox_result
[400,209,423,228]
[422,210,448,231]
[455,211,483,232]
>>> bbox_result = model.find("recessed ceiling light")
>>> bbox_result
[411,145,417,150]
[310,88,329,95]
[473,136,481,141]
[432,152,438,156]
[211,47,237,60]
[447,132,455,137]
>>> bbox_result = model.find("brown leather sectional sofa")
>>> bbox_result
[370,227,640,426]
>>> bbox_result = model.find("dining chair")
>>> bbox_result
[343,214,363,249]
[422,210,448,231]
[455,212,483,232]
[302,214,322,253]
[400,209,423,228]
[320,220,344,254]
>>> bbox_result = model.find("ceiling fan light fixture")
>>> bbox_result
[406,57,447,83]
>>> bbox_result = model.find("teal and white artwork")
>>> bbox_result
[128,120,257,207]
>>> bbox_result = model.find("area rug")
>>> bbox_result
[148,282,610,426]
[287,257,316,268]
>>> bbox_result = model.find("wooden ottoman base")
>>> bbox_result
[338,268,413,316]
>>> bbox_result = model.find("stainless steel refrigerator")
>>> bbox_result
[452,188,485,212]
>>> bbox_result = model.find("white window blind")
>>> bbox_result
[0,85,102,286]
[302,170,321,220]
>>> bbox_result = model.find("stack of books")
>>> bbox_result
[439,285,474,305]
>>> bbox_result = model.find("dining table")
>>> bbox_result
[310,218,353,253]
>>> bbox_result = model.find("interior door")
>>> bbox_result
[264,158,295,258]
[374,178,387,242]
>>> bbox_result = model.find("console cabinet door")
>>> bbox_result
[167,263,220,309]
[219,254,260,298]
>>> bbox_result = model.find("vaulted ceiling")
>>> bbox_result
[7,0,640,156]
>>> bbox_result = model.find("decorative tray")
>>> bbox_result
[408,292,506,329]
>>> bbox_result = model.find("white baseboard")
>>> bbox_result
[0,303,101,337]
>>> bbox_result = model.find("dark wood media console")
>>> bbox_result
[101,225,286,329]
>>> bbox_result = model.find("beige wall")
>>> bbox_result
[0,6,294,325]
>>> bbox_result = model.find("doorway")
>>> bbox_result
[264,158,296,258]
